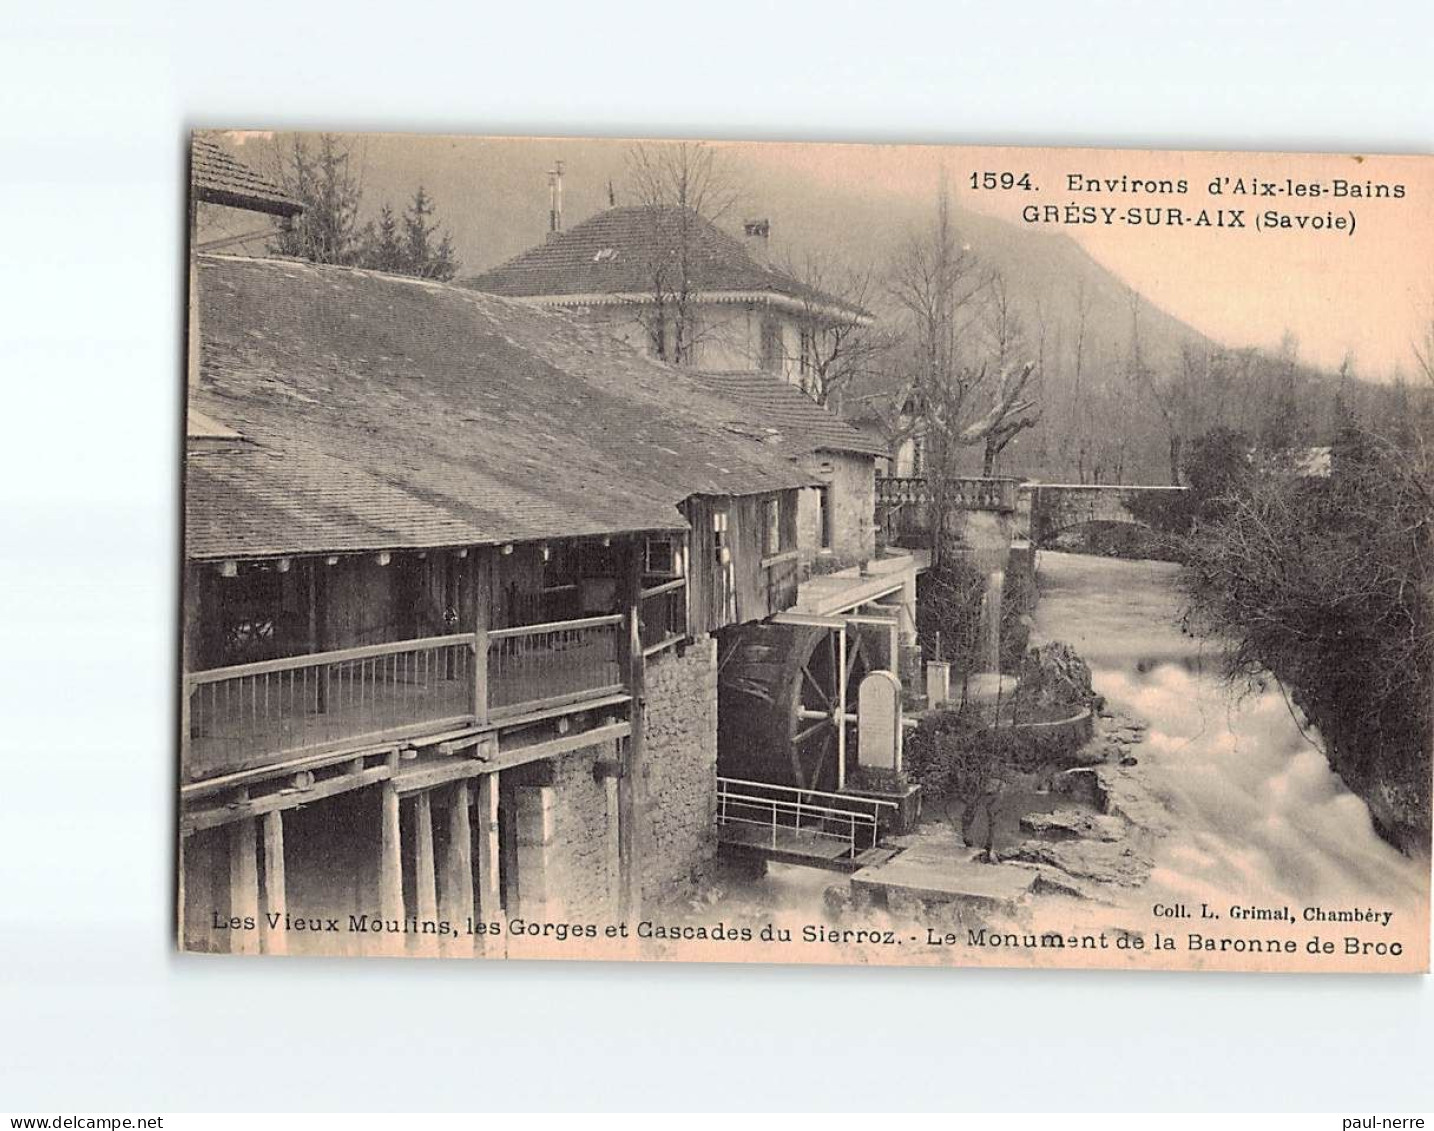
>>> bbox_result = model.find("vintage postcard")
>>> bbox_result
[180,131,1432,972]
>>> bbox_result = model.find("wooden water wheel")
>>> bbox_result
[716,621,872,793]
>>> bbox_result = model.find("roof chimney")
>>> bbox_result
[546,160,565,241]
[743,218,770,262]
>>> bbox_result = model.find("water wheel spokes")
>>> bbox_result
[844,629,864,691]
[800,663,831,710]
[793,716,829,746]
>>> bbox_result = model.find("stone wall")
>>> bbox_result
[525,636,720,916]
[797,450,876,575]
[640,636,720,905]
[537,743,619,919]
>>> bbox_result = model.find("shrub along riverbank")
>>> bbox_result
[1147,423,1433,853]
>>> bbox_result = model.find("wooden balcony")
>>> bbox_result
[184,614,632,784]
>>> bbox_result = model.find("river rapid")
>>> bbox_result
[1032,551,1429,944]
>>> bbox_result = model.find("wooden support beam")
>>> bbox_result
[474,772,503,950]
[837,628,848,791]
[616,541,646,922]
[442,781,475,947]
[379,782,404,928]
[181,764,393,835]
[413,791,439,957]
[261,810,286,956]
[228,816,260,956]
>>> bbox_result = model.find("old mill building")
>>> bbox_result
[181,145,923,957]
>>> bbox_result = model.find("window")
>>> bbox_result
[817,485,833,550]
[759,318,783,373]
[763,497,781,557]
[644,536,680,577]
[799,326,815,390]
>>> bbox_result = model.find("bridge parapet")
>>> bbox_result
[876,476,1017,513]
[1020,482,1187,545]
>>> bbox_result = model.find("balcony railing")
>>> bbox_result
[487,614,624,718]
[638,578,687,656]
[185,614,628,783]
[185,634,474,782]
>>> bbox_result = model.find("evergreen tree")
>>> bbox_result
[364,204,404,274]
[268,134,365,265]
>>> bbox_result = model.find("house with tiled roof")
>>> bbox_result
[189,133,303,258]
[468,205,900,580]
[191,135,303,219]
[465,205,872,391]
[180,253,820,958]
[685,369,890,573]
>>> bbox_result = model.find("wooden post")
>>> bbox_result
[837,628,848,791]
[309,559,330,714]
[261,810,286,956]
[442,781,475,953]
[379,782,404,926]
[474,771,503,950]
[228,816,260,956]
[414,791,439,957]
[180,563,199,784]
[471,551,491,726]
[175,831,186,952]
[616,539,646,922]
[603,773,621,915]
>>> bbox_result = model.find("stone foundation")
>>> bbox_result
[640,636,720,905]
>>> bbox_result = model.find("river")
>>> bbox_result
[680,549,1427,970]
[1032,550,1429,938]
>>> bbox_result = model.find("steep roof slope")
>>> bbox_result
[187,255,813,560]
[464,205,867,317]
[190,134,303,218]
[686,371,889,459]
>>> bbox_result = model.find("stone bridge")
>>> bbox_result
[876,476,1187,548]
[1020,483,1186,546]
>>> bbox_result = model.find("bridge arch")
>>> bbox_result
[1019,484,1187,548]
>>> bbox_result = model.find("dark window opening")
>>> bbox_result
[763,497,781,556]
[818,485,834,550]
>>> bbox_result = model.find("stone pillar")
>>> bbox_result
[513,785,557,920]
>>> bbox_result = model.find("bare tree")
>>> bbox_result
[624,141,740,365]
[1126,288,1186,485]
[1066,278,1094,482]
[887,180,1036,562]
[775,250,893,409]
[978,272,1039,475]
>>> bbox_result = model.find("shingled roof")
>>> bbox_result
[686,371,890,459]
[190,134,302,218]
[187,255,815,561]
[465,206,870,320]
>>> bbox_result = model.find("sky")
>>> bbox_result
[222,132,1434,380]
[735,140,1434,379]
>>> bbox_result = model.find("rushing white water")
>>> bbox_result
[1032,551,1429,923]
